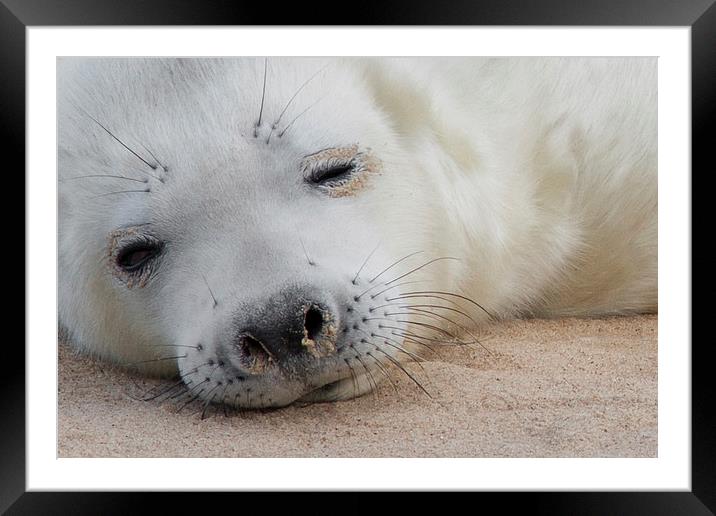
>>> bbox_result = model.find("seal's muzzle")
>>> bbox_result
[230,286,339,375]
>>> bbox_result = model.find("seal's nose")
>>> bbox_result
[232,287,338,373]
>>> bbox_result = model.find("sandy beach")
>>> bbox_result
[58,314,657,458]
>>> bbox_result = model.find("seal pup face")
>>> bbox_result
[59,57,466,409]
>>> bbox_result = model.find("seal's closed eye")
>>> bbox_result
[301,145,381,197]
[116,243,161,272]
[308,162,354,185]
[108,227,164,287]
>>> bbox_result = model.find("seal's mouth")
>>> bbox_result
[295,373,368,404]
[295,379,341,403]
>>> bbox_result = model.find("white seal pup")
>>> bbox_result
[58,57,657,408]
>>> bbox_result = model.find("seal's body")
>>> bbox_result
[58,58,656,407]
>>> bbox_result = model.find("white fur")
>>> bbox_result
[58,57,656,407]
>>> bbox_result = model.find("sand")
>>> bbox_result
[58,314,657,458]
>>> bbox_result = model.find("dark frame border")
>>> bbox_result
[7,0,709,513]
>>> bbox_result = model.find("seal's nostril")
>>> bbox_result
[235,333,271,374]
[304,305,324,341]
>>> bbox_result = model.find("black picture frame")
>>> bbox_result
[6,0,709,513]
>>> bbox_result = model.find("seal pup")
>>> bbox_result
[58,57,657,408]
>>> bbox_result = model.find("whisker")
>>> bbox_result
[61,174,148,184]
[399,303,481,328]
[170,374,208,399]
[175,379,209,412]
[366,336,432,387]
[371,300,478,324]
[180,364,208,380]
[387,331,441,358]
[159,380,199,401]
[151,344,200,350]
[383,257,460,286]
[176,389,205,413]
[137,378,187,402]
[373,347,432,399]
[369,334,431,363]
[350,345,379,399]
[123,354,186,368]
[366,351,399,394]
[364,280,430,301]
[275,64,328,126]
[129,167,165,182]
[398,307,492,354]
[392,325,469,345]
[383,293,472,317]
[344,357,359,398]
[277,95,326,138]
[386,310,474,340]
[206,362,222,379]
[135,367,200,401]
[368,250,424,284]
[392,318,468,343]
[357,326,439,360]
[267,63,329,143]
[385,326,469,346]
[352,242,381,285]
[82,110,157,170]
[255,57,268,135]
[171,364,211,399]
[91,188,150,199]
[231,395,248,416]
[200,385,221,420]
[124,375,165,402]
[372,298,439,312]
[258,392,266,411]
[138,143,168,173]
[200,273,219,308]
[387,290,496,319]
[169,378,203,400]
[218,383,230,416]
[299,237,315,266]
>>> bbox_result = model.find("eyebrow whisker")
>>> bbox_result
[61,174,148,184]
[91,188,150,199]
[277,95,326,138]
[267,64,329,143]
[82,109,157,171]
[139,143,169,174]
[254,57,268,136]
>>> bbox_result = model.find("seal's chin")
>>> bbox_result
[296,373,373,404]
